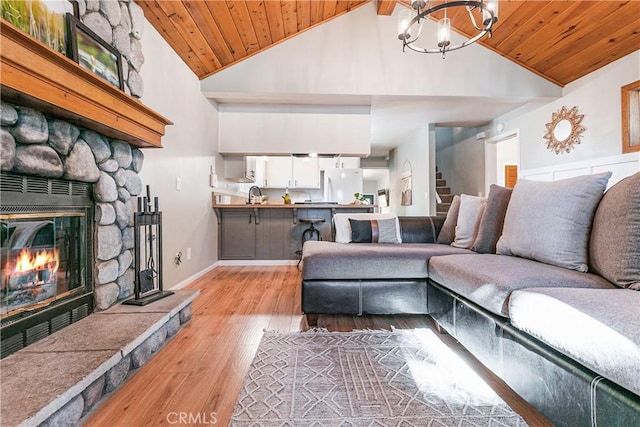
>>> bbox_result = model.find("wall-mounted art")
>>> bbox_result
[543,106,586,154]
[622,80,640,154]
[1,0,77,54]
[401,160,412,206]
[66,13,124,90]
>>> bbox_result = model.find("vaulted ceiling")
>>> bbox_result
[137,0,640,87]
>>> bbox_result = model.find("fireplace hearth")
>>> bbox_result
[0,173,93,358]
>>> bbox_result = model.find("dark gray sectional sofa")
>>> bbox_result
[301,172,640,426]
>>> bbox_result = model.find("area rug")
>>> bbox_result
[230,329,527,426]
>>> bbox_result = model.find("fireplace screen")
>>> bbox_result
[1,212,88,318]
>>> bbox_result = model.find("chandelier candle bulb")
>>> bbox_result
[437,18,451,47]
[398,9,412,40]
[483,0,499,26]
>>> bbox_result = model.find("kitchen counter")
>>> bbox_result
[213,202,374,208]
[212,203,375,224]
[212,194,375,260]
[212,194,375,224]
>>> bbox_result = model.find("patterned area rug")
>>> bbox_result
[231,329,527,426]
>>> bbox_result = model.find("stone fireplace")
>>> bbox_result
[0,4,192,423]
[0,102,145,357]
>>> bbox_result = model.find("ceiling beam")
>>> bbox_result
[377,0,397,16]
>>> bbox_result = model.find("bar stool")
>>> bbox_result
[296,218,325,267]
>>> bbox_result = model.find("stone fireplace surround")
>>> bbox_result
[0,102,200,426]
[1,100,143,312]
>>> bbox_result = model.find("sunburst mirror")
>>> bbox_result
[543,106,586,154]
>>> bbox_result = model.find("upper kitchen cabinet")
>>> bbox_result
[264,156,293,188]
[224,156,257,183]
[218,105,371,157]
[292,157,320,188]
[264,156,320,189]
[319,157,360,170]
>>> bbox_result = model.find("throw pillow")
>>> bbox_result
[333,213,402,243]
[496,172,612,272]
[589,172,640,289]
[452,194,486,249]
[436,195,460,245]
[472,185,513,254]
[349,218,400,243]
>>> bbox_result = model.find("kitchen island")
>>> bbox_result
[212,196,374,260]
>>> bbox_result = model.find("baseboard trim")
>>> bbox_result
[218,260,298,266]
[169,262,220,290]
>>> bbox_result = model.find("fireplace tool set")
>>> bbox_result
[123,186,173,306]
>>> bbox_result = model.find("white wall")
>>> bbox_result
[484,135,518,192]
[138,20,222,287]
[218,105,371,156]
[436,126,488,197]
[494,51,640,171]
[390,125,431,215]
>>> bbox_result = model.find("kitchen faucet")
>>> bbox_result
[248,185,262,204]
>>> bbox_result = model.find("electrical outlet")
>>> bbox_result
[187,247,192,260]
[176,177,181,191]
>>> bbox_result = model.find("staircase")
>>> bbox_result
[436,169,455,216]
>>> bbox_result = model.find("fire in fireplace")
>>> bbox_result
[1,213,87,319]
[5,247,60,313]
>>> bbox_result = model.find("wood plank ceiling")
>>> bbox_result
[138,1,640,86]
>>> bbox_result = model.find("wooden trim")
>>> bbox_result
[0,21,172,148]
[377,0,397,16]
[622,80,640,154]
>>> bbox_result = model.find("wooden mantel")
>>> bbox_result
[0,22,172,148]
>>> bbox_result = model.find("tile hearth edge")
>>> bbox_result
[0,290,199,427]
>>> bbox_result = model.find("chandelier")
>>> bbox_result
[398,0,499,58]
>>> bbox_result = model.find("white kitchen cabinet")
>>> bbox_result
[338,157,360,169]
[292,157,320,188]
[319,157,360,170]
[253,157,267,187]
[263,156,320,189]
[264,156,293,188]
[224,156,257,182]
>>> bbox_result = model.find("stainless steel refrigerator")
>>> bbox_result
[323,168,363,204]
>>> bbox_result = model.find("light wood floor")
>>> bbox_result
[85,266,551,426]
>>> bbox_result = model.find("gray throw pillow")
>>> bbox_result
[349,218,399,243]
[589,172,640,289]
[496,172,612,272]
[452,194,486,249]
[436,195,460,245]
[472,185,513,254]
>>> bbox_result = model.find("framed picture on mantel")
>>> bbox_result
[1,0,77,55]
[66,13,124,91]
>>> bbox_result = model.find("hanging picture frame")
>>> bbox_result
[66,13,124,90]
[401,160,412,206]
[621,80,640,154]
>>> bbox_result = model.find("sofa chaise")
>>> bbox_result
[301,171,640,426]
